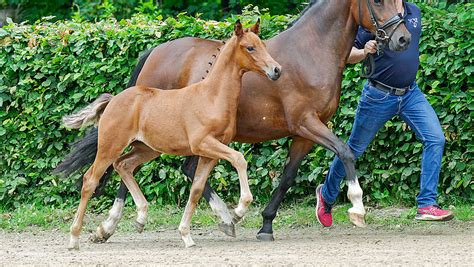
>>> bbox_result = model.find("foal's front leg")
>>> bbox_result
[179,157,217,247]
[196,137,253,223]
[182,156,235,237]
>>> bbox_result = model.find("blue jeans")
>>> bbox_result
[322,82,445,208]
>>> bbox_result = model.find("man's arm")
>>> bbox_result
[347,40,378,64]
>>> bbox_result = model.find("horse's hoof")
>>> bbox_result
[68,238,80,251]
[218,222,236,237]
[89,225,111,243]
[348,211,367,228]
[89,232,110,243]
[256,232,274,242]
[231,210,244,225]
[134,221,145,233]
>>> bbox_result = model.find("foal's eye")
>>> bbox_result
[247,46,255,52]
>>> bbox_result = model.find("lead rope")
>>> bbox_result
[359,0,375,78]
[361,53,375,78]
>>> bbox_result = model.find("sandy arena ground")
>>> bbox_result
[0,222,472,266]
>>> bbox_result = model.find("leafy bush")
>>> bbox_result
[0,4,472,210]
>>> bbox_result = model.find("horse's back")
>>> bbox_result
[137,37,222,89]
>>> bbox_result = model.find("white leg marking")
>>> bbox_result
[136,202,148,225]
[101,198,125,234]
[68,235,80,250]
[234,202,249,218]
[209,192,233,224]
[347,179,365,215]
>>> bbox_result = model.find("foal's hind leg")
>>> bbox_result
[113,144,161,232]
[69,153,123,250]
[297,115,366,227]
[91,142,160,243]
[179,157,217,248]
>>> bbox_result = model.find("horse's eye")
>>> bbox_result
[374,0,382,5]
[247,46,255,52]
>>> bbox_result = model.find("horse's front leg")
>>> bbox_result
[257,136,314,241]
[296,114,366,227]
[179,157,217,248]
[182,156,235,237]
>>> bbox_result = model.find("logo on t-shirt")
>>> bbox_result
[408,18,418,28]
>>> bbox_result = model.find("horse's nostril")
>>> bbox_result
[399,36,406,44]
[274,67,281,75]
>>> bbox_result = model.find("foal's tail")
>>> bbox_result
[62,93,113,129]
[54,49,153,197]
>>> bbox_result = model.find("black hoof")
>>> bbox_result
[256,232,274,242]
[134,221,145,233]
[218,222,236,237]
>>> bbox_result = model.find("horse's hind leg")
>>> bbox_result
[257,137,314,241]
[296,115,366,227]
[89,183,128,243]
[179,157,217,248]
[69,153,122,250]
[90,142,159,243]
[182,156,235,237]
[112,143,160,233]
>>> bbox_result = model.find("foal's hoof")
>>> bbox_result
[68,238,80,251]
[348,211,367,228]
[134,221,145,233]
[256,232,274,242]
[231,210,244,225]
[218,222,236,237]
[89,225,111,243]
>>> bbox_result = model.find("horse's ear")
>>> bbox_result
[234,19,243,37]
[250,18,260,35]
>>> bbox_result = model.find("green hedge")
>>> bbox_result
[0,4,472,210]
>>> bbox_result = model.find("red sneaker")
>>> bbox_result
[415,205,454,221]
[316,184,333,227]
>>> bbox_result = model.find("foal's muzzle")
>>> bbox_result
[266,66,282,81]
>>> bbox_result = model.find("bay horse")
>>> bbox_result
[56,0,411,243]
[63,20,282,249]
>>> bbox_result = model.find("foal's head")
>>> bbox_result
[231,20,282,81]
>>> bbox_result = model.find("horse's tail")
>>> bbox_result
[54,49,153,197]
[62,93,113,129]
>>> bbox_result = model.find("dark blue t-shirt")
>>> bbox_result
[354,2,422,88]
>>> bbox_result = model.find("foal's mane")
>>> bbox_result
[287,0,320,28]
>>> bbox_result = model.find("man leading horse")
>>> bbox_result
[316,0,453,227]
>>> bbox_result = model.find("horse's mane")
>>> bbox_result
[287,0,319,28]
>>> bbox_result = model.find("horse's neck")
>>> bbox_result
[273,1,357,69]
[203,38,243,105]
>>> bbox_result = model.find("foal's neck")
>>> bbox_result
[203,36,244,100]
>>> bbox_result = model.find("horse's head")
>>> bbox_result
[232,19,282,81]
[354,0,411,52]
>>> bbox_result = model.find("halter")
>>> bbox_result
[359,0,406,78]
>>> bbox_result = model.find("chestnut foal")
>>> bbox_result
[64,20,281,250]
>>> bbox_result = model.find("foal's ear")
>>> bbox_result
[250,18,260,35]
[234,19,243,37]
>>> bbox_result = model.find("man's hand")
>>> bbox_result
[348,40,378,64]
[364,40,377,56]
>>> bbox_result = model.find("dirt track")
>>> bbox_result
[1,222,472,266]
